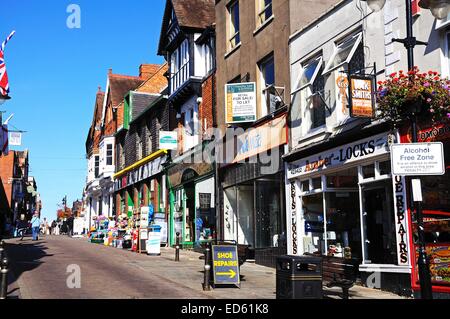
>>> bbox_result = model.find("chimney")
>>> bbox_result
[139,64,161,80]
[108,68,113,75]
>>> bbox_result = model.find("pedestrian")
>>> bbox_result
[67,216,74,237]
[51,220,57,235]
[30,212,41,241]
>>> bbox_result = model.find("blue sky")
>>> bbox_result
[2,1,165,221]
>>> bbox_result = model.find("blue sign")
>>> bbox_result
[212,245,240,286]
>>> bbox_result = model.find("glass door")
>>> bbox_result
[361,182,397,264]
[237,185,255,247]
[255,180,282,248]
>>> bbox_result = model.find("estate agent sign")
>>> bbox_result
[225,83,257,124]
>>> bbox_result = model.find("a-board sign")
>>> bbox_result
[212,245,240,287]
[391,142,445,176]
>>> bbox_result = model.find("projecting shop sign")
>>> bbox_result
[391,143,445,176]
[212,245,240,287]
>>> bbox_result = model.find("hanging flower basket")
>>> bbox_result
[376,67,450,125]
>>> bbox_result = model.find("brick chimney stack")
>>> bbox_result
[139,64,161,80]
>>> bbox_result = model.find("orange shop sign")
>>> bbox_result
[349,75,375,118]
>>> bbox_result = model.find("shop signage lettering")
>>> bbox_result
[393,175,409,265]
[212,245,240,286]
[349,76,375,118]
[114,156,167,191]
[417,124,450,143]
[287,134,388,179]
[290,182,298,255]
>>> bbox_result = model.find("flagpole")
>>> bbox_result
[1,31,15,52]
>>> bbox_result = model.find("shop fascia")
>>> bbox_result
[285,132,412,271]
[114,150,168,192]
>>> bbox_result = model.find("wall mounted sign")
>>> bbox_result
[349,75,375,118]
[212,245,240,287]
[225,82,257,124]
[287,133,389,179]
[9,132,22,146]
[233,114,287,163]
[391,143,445,176]
[392,175,410,266]
[159,131,178,150]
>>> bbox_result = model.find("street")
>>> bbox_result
[2,235,407,300]
[4,235,278,299]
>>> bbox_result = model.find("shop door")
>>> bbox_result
[362,182,397,264]
[184,183,195,244]
[237,185,255,247]
[255,180,281,248]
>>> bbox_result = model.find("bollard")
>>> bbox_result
[175,232,180,262]
[202,243,211,291]
[0,241,4,261]
[0,256,9,300]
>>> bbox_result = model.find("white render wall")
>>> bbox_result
[289,0,448,150]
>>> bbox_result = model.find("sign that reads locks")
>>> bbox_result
[349,75,375,118]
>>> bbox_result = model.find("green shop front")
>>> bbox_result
[166,156,216,249]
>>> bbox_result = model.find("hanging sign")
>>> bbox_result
[159,131,178,150]
[9,132,22,146]
[391,143,445,176]
[349,75,375,118]
[225,83,257,123]
[212,245,240,287]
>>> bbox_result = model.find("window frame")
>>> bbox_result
[94,155,100,178]
[293,56,324,94]
[323,33,363,75]
[106,144,113,166]
[257,0,273,26]
[228,0,241,50]
[259,54,276,116]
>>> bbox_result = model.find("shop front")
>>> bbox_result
[285,132,413,296]
[113,150,169,250]
[220,114,288,267]
[400,121,450,298]
[167,154,216,249]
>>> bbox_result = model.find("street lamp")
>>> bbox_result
[419,0,450,20]
[360,0,450,300]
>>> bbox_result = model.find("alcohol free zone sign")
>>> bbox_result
[391,143,445,176]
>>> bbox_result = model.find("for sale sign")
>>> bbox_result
[391,143,445,176]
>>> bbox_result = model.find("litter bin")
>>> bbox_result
[276,255,323,299]
[146,225,162,256]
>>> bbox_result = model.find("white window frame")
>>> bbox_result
[323,33,363,75]
[259,54,275,117]
[293,56,323,94]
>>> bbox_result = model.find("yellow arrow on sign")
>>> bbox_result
[216,269,237,279]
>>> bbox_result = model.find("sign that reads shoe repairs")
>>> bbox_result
[225,83,257,124]
[349,75,375,118]
[391,143,445,176]
[212,245,240,287]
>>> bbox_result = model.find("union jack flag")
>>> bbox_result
[0,31,15,97]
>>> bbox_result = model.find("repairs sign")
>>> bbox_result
[391,143,445,176]
[212,245,240,286]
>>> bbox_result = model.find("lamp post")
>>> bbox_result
[360,0,450,300]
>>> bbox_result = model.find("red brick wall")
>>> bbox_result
[200,73,216,138]
[0,152,15,206]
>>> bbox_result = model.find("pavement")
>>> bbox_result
[2,235,408,299]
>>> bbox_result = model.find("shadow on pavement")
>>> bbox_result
[4,236,54,298]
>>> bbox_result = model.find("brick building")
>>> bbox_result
[158,0,217,248]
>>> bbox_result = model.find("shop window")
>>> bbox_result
[326,168,358,188]
[228,1,240,50]
[323,33,363,75]
[325,192,361,260]
[378,160,391,176]
[362,164,375,179]
[303,194,325,254]
[94,155,100,178]
[301,180,310,193]
[257,0,273,26]
[312,177,322,190]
